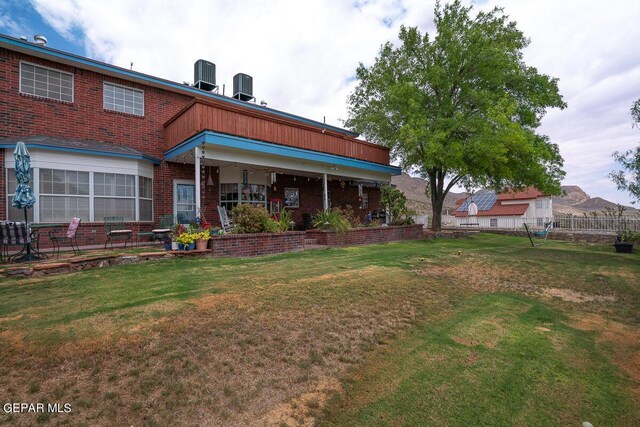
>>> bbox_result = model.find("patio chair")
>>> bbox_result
[0,221,31,263]
[217,206,234,233]
[104,216,132,249]
[49,217,81,257]
[136,214,174,246]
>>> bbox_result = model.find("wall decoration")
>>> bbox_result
[284,187,299,208]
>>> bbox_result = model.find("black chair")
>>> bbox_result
[49,217,81,257]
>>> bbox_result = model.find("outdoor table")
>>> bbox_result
[15,223,63,261]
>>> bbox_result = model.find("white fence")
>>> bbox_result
[449,215,640,234]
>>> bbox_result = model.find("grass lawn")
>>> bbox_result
[0,234,638,426]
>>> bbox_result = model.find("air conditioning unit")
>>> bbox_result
[194,59,217,91]
[233,73,254,101]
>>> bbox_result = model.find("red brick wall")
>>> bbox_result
[306,224,423,246]
[211,231,305,257]
[0,48,194,223]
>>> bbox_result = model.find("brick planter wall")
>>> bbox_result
[210,231,305,257]
[306,224,423,247]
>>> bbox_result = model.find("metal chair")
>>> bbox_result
[104,217,132,249]
[49,217,81,257]
[136,214,174,246]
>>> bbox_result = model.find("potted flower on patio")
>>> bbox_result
[614,230,639,253]
[175,231,195,250]
[194,229,211,251]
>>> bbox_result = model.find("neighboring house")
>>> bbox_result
[454,188,552,228]
[0,33,401,244]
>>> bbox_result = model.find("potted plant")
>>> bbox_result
[163,235,172,251]
[175,232,195,250]
[194,229,211,251]
[172,224,187,250]
[614,230,639,253]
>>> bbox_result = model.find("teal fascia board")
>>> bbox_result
[164,131,402,176]
[0,143,162,165]
[0,34,358,138]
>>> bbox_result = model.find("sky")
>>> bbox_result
[1,0,639,205]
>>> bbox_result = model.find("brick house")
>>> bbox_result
[0,34,401,246]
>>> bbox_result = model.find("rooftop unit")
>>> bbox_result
[233,73,254,102]
[194,59,217,92]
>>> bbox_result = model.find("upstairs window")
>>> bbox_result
[20,62,73,102]
[103,82,144,116]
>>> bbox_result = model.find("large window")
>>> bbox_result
[94,173,136,221]
[6,168,152,222]
[103,82,144,116]
[535,198,549,209]
[20,62,73,102]
[219,183,266,212]
[39,169,90,222]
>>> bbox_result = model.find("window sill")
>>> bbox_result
[103,109,145,119]
[19,92,74,105]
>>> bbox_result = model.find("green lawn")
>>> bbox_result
[0,234,638,426]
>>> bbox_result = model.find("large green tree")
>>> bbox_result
[346,1,566,230]
[609,98,640,204]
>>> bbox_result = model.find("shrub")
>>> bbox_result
[231,204,274,233]
[312,209,351,232]
[336,205,362,228]
[274,209,294,232]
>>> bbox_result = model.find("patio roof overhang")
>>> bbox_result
[164,131,402,182]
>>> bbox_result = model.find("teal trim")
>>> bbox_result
[0,143,161,165]
[0,34,358,138]
[164,131,402,175]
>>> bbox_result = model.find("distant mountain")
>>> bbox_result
[553,186,590,206]
[391,173,465,214]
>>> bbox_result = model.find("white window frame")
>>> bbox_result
[218,182,268,209]
[93,172,137,222]
[490,218,498,228]
[6,167,153,222]
[103,82,144,116]
[19,61,74,103]
[38,169,91,223]
[138,176,154,222]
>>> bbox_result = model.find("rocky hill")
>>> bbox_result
[392,175,636,216]
[390,173,464,214]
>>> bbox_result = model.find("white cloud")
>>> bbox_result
[28,0,640,204]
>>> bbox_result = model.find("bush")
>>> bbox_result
[312,209,351,232]
[336,205,361,228]
[231,204,275,233]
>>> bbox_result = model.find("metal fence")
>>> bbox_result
[448,215,640,234]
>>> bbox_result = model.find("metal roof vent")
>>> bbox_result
[194,59,217,92]
[33,35,48,46]
[233,73,255,102]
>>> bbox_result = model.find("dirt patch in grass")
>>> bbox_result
[572,313,640,399]
[543,288,617,303]
[261,377,341,426]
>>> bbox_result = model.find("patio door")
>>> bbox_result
[174,180,196,225]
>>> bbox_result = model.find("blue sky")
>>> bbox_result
[1,0,639,206]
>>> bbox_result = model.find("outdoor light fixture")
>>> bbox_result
[340,180,346,189]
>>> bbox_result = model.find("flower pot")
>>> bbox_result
[164,243,172,251]
[171,242,179,251]
[614,242,634,253]
[188,242,196,250]
[195,239,209,251]
[178,243,185,251]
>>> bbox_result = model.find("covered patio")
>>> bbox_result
[163,98,401,227]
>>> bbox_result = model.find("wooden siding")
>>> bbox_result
[164,99,390,165]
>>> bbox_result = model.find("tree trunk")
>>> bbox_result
[431,196,445,231]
